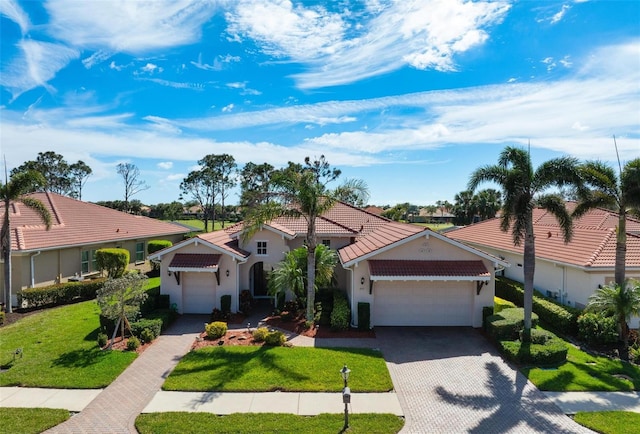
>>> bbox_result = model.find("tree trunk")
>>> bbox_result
[2,200,12,313]
[306,219,317,322]
[522,211,536,342]
[615,208,627,287]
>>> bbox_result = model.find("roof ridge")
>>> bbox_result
[15,227,25,250]
[585,227,615,267]
[317,214,358,234]
[335,200,392,223]
[45,192,64,226]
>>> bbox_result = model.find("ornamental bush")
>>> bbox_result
[330,290,350,331]
[494,296,516,313]
[486,308,538,341]
[577,313,618,345]
[252,327,269,342]
[95,248,129,278]
[499,333,568,365]
[130,318,162,341]
[17,278,106,309]
[205,321,227,339]
[97,332,108,348]
[127,336,141,351]
[264,330,286,346]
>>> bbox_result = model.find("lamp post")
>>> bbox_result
[340,364,351,430]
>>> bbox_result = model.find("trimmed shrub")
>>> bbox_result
[146,309,175,331]
[358,302,370,330]
[521,328,556,345]
[330,290,350,331]
[0,310,4,325]
[494,296,516,313]
[148,240,172,255]
[130,318,162,341]
[157,294,170,310]
[486,308,538,341]
[577,313,619,345]
[97,332,108,348]
[221,295,232,314]
[252,327,269,342]
[264,330,286,346]
[140,328,156,344]
[499,337,568,365]
[95,248,129,278]
[127,336,141,351]
[17,278,106,309]
[205,321,227,339]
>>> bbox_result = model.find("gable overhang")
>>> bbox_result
[229,224,296,241]
[168,253,221,273]
[148,236,248,263]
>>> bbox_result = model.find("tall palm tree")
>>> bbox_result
[586,280,640,360]
[1,170,52,313]
[574,158,640,286]
[268,244,338,306]
[468,146,582,340]
[244,156,368,322]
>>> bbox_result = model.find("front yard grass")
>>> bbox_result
[136,412,404,434]
[0,408,69,434]
[0,300,136,388]
[573,411,640,434]
[163,346,393,392]
[521,345,640,391]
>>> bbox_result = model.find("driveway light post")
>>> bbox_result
[341,364,351,430]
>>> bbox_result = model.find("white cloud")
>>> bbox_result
[82,50,113,69]
[572,122,589,131]
[140,78,204,90]
[222,103,235,112]
[158,161,174,169]
[0,0,31,34]
[191,53,240,71]
[550,4,571,24]
[140,63,163,74]
[226,81,261,95]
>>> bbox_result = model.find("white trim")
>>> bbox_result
[370,275,490,282]
[230,224,296,241]
[168,266,219,273]
[148,236,248,262]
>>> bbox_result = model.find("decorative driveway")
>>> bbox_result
[375,327,594,434]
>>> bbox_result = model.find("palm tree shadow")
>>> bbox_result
[435,361,584,433]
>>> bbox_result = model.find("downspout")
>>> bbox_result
[235,258,240,314]
[30,251,41,288]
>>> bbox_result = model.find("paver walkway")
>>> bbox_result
[375,327,595,434]
[45,315,203,433]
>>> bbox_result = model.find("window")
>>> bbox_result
[135,242,145,263]
[81,250,97,274]
[321,239,331,248]
[256,241,267,255]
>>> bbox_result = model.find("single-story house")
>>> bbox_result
[150,202,509,327]
[1,192,190,303]
[448,204,640,328]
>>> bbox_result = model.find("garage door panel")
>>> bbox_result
[373,281,473,326]
[183,272,216,314]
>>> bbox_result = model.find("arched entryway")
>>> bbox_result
[249,261,269,298]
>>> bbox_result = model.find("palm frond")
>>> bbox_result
[537,194,573,242]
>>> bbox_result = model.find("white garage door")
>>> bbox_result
[373,281,473,326]
[183,272,216,314]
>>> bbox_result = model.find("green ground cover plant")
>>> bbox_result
[136,412,404,434]
[573,411,640,434]
[522,344,640,391]
[0,408,69,434]
[163,346,393,392]
[0,301,136,388]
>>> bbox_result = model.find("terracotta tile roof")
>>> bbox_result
[169,253,221,269]
[449,206,640,268]
[198,230,250,259]
[2,192,190,252]
[339,221,427,265]
[369,259,490,279]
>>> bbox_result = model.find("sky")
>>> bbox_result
[1,0,638,208]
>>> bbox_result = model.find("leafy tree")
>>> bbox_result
[11,152,92,197]
[180,165,216,232]
[452,190,476,225]
[574,157,640,286]
[382,203,409,221]
[475,188,502,221]
[586,280,640,360]
[95,248,130,278]
[239,162,275,208]
[268,244,338,305]
[1,170,52,313]
[200,154,236,228]
[69,160,92,200]
[117,163,149,212]
[335,179,369,207]
[94,200,127,212]
[96,273,148,342]
[244,155,368,322]
[151,201,183,220]
[468,146,582,341]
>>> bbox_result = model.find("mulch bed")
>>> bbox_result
[191,330,264,350]
[264,315,376,339]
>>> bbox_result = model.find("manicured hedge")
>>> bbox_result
[96,248,129,278]
[130,318,163,341]
[330,290,350,331]
[577,313,618,345]
[494,296,516,313]
[486,308,539,341]
[495,277,581,336]
[17,278,106,309]
[499,332,568,365]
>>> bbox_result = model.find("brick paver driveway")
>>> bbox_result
[375,327,594,434]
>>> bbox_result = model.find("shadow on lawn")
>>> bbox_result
[51,347,110,368]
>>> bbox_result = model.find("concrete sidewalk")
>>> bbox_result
[544,391,640,414]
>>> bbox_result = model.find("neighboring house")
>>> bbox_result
[448,204,640,328]
[150,202,508,327]
[418,209,456,224]
[1,192,190,303]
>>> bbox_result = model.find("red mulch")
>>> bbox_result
[102,335,152,354]
[264,315,376,339]
[192,330,264,350]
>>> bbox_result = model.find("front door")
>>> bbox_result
[251,262,268,297]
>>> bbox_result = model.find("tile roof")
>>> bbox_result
[197,229,251,259]
[368,259,490,279]
[169,253,221,269]
[449,206,640,268]
[3,192,190,252]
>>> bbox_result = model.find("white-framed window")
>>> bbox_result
[256,241,268,255]
[135,242,145,263]
[321,239,331,248]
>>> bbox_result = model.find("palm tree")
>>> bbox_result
[244,156,368,322]
[1,170,52,313]
[468,146,582,340]
[586,280,640,360]
[574,158,640,286]
[268,244,338,306]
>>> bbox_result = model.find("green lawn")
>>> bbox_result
[522,345,640,391]
[163,346,393,392]
[412,222,454,232]
[136,412,404,434]
[0,300,137,388]
[0,408,69,434]
[573,411,640,434]
[174,219,234,232]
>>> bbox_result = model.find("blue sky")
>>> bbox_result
[1,0,638,207]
